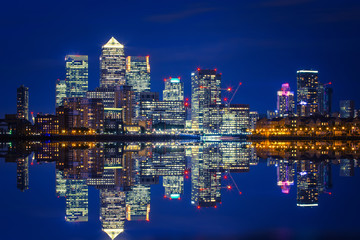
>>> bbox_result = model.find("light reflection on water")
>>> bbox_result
[0,141,359,240]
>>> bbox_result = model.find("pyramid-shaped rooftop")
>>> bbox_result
[103,228,124,240]
[103,37,124,48]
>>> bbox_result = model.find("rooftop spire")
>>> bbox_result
[103,37,124,48]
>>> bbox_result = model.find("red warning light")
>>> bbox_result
[214,68,217,71]
[214,205,217,208]
[185,102,189,107]
[185,98,189,101]
[239,192,242,195]
[227,87,232,92]
[227,185,232,190]
[197,68,200,71]
[328,192,332,195]
[197,206,200,209]
[184,170,189,174]
[328,82,332,85]
[224,98,228,102]
[224,175,228,179]
[163,195,167,198]
[164,78,166,82]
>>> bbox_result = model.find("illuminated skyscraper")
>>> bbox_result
[17,85,29,120]
[65,55,88,98]
[126,56,150,117]
[296,161,319,207]
[55,79,66,107]
[296,70,319,116]
[276,159,295,194]
[16,156,29,191]
[100,37,126,88]
[191,69,221,131]
[126,185,151,221]
[163,77,184,101]
[163,176,183,199]
[65,179,89,222]
[276,83,295,117]
[100,188,126,240]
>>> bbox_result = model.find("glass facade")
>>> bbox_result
[163,77,184,101]
[55,79,66,108]
[191,69,221,131]
[65,55,88,98]
[277,83,295,117]
[100,37,126,88]
[17,85,29,120]
[296,70,319,116]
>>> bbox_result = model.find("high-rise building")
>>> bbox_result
[17,85,29,120]
[100,37,125,88]
[65,55,88,98]
[56,79,67,108]
[65,179,89,222]
[339,100,354,118]
[296,161,319,207]
[296,70,319,116]
[163,77,184,101]
[115,85,134,125]
[126,56,150,117]
[16,157,29,191]
[100,188,125,240]
[318,83,333,116]
[277,83,295,117]
[191,69,221,131]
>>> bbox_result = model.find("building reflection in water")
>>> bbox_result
[2,140,360,239]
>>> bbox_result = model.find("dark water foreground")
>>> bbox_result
[0,140,359,240]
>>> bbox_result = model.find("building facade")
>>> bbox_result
[65,55,88,98]
[100,37,126,88]
[163,77,184,101]
[56,79,67,108]
[296,70,319,117]
[277,83,295,117]
[191,69,221,131]
[17,85,29,120]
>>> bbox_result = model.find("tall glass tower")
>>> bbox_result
[126,56,150,117]
[296,70,319,116]
[65,55,88,98]
[163,77,184,101]
[191,69,221,131]
[276,83,295,117]
[17,85,29,120]
[100,37,126,88]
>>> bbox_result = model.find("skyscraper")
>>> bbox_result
[17,85,29,120]
[191,69,221,131]
[125,56,150,117]
[163,77,184,101]
[277,83,295,117]
[55,79,66,108]
[340,100,355,118]
[296,70,319,116]
[65,55,88,98]
[318,83,333,116]
[100,37,125,88]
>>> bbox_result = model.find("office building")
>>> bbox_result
[65,179,89,222]
[17,85,29,120]
[296,70,319,116]
[163,77,184,101]
[318,83,333,116]
[65,55,88,98]
[34,114,59,134]
[100,188,126,240]
[16,157,29,192]
[277,83,295,116]
[86,87,116,108]
[249,111,259,130]
[100,37,126,88]
[80,98,104,132]
[191,69,221,131]
[203,104,250,134]
[340,100,354,118]
[115,85,134,125]
[126,56,150,117]
[55,79,66,107]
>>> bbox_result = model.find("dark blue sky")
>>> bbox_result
[1,0,360,116]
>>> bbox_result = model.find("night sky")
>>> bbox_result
[1,0,360,117]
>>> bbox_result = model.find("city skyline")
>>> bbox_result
[1,0,359,117]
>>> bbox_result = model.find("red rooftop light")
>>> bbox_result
[227,87,232,92]
[227,185,232,190]
[197,68,200,71]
